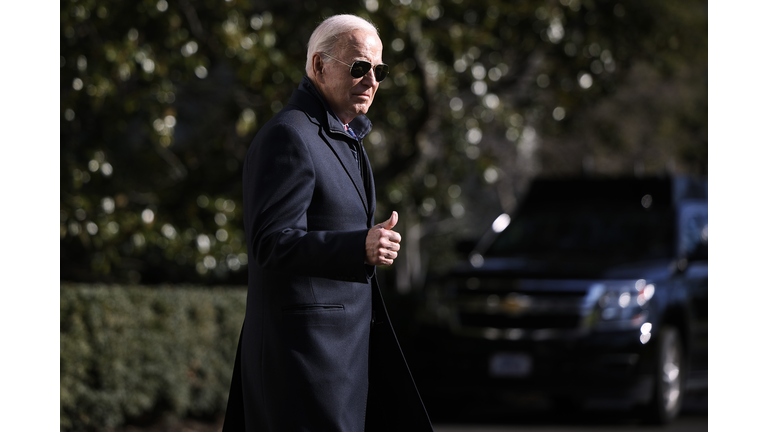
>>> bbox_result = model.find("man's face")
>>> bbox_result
[316,29,383,125]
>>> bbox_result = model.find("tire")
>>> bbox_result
[641,325,686,424]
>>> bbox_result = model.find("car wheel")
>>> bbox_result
[641,325,685,424]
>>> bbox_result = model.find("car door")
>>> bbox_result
[677,200,708,385]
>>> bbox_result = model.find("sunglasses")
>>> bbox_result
[322,53,389,82]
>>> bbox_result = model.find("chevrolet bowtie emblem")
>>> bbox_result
[500,293,532,315]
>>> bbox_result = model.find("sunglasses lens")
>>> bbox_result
[374,64,389,82]
[348,61,389,82]
[350,61,372,78]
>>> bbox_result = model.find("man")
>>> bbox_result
[222,15,432,432]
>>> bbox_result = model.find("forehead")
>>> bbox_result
[338,29,382,60]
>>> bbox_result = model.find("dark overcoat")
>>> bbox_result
[222,77,432,432]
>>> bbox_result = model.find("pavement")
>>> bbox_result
[432,414,707,432]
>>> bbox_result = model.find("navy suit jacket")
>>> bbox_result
[223,77,432,432]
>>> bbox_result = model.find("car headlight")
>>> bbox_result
[585,279,656,331]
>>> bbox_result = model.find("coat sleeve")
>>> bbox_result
[243,121,371,283]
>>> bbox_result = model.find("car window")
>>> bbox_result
[679,201,708,259]
[485,205,675,264]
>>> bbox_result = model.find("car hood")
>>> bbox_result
[451,256,675,281]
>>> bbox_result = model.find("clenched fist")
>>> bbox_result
[365,211,401,266]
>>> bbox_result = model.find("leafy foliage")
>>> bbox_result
[60,284,246,431]
[60,0,707,287]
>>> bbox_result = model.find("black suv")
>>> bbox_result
[412,177,707,424]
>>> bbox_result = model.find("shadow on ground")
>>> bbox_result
[111,390,706,432]
[427,389,707,431]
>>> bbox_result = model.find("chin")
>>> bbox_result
[353,103,372,115]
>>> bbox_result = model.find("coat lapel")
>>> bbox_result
[287,83,373,220]
[322,130,370,216]
[359,143,376,227]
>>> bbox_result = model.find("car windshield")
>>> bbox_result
[484,206,675,264]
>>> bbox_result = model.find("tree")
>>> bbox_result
[60,0,707,288]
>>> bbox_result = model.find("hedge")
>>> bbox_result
[60,284,247,431]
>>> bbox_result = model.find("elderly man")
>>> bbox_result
[222,14,432,432]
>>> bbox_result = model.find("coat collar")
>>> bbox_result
[287,76,375,220]
[293,76,373,140]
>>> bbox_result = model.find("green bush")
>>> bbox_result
[60,284,247,431]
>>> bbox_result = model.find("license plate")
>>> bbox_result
[489,352,532,378]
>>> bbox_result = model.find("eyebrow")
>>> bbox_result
[349,53,382,61]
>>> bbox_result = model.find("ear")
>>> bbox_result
[311,53,326,84]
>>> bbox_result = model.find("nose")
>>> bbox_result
[360,67,377,86]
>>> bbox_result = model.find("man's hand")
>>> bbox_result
[365,211,401,266]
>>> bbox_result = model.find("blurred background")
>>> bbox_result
[60,0,707,288]
[59,0,707,431]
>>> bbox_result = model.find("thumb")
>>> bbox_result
[382,211,398,230]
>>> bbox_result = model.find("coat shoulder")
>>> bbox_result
[267,104,319,132]
[248,108,315,150]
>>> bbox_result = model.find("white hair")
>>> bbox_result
[305,14,379,77]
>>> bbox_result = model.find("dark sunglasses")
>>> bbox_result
[322,53,389,82]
